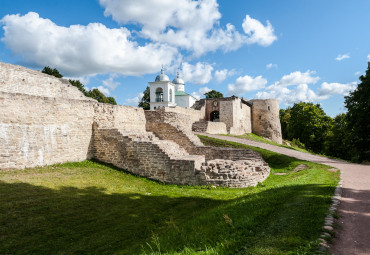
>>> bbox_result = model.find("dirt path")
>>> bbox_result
[199,134,370,255]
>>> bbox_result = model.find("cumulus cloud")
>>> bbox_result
[367,54,370,61]
[214,68,236,83]
[1,12,178,76]
[181,62,213,84]
[242,15,277,46]
[102,75,120,90]
[335,53,350,61]
[354,71,361,76]
[317,82,356,97]
[274,70,319,87]
[266,63,278,69]
[99,0,277,56]
[124,92,144,106]
[191,86,211,100]
[227,75,267,95]
[255,70,356,105]
[93,86,110,96]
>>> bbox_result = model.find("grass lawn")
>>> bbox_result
[0,137,339,255]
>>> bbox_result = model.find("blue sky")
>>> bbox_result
[1,0,369,116]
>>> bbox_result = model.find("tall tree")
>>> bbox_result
[204,90,223,98]
[42,66,63,78]
[282,102,333,153]
[344,62,370,161]
[138,86,150,110]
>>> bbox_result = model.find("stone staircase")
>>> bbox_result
[93,128,205,185]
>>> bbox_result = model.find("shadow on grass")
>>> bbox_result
[0,180,334,255]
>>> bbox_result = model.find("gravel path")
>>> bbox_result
[199,134,370,255]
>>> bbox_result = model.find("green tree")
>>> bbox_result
[204,90,223,98]
[344,62,370,162]
[138,86,150,110]
[69,79,87,94]
[106,96,117,105]
[282,102,333,153]
[324,113,355,161]
[42,66,63,78]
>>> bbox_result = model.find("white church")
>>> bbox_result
[149,67,197,110]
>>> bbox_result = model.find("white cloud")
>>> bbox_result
[214,68,236,83]
[242,15,277,46]
[124,92,144,106]
[191,86,211,100]
[102,75,120,90]
[256,83,325,105]
[275,70,319,87]
[1,12,178,76]
[335,53,350,61]
[99,0,277,56]
[354,71,361,76]
[266,63,278,69]
[227,75,267,95]
[255,71,356,105]
[93,86,110,96]
[367,54,370,61]
[181,62,213,84]
[317,82,356,97]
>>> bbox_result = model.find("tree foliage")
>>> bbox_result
[280,102,333,153]
[138,86,150,110]
[344,62,370,161]
[42,67,116,105]
[204,90,223,98]
[42,66,63,78]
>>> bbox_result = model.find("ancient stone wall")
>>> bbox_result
[0,62,271,188]
[249,99,282,144]
[192,121,227,134]
[0,92,95,169]
[0,62,89,101]
[163,106,204,124]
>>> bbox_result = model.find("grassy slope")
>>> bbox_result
[0,138,339,255]
[222,133,311,153]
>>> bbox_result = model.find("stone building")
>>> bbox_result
[148,69,282,144]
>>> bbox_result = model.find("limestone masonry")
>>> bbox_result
[0,62,274,187]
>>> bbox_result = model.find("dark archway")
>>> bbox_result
[210,111,219,122]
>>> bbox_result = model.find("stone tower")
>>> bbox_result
[249,99,282,144]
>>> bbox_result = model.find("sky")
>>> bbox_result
[1,0,369,116]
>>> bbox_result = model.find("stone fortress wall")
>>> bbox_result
[0,62,270,187]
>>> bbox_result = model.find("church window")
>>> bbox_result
[170,89,173,102]
[155,87,163,102]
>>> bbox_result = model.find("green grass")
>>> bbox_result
[0,139,339,255]
[222,133,311,153]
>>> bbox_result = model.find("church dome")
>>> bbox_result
[155,67,170,82]
[172,71,184,84]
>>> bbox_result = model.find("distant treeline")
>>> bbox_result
[280,62,370,163]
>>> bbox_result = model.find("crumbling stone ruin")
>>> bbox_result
[0,62,271,187]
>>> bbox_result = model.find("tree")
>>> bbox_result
[344,62,370,162]
[324,113,355,161]
[106,96,117,105]
[138,86,150,110]
[42,66,63,78]
[204,90,223,98]
[69,79,87,94]
[281,102,333,153]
